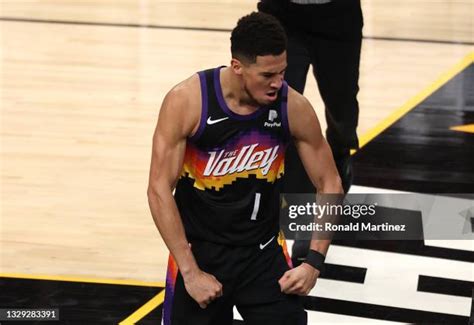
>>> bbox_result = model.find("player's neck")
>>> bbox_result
[220,67,260,115]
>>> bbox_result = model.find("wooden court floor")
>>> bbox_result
[1,0,473,323]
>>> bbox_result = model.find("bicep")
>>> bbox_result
[150,126,186,190]
[288,92,325,162]
[149,93,192,190]
[292,113,332,186]
[288,92,337,189]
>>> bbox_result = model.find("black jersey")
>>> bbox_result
[174,67,290,245]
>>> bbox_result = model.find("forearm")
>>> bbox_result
[310,165,343,257]
[309,239,330,255]
[313,141,344,194]
[147,185,199,278]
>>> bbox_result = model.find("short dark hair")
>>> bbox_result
[231,12,287,64]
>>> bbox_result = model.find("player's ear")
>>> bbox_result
[230,58,243,76]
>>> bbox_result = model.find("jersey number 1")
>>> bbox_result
[250,193,261,220]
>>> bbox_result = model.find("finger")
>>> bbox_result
[280,275,298,292]
[293,286,306,295]
[296,284,310,295]
[278,278,284,291]
[211,290,220,299]
[283,285,296,294]
[284,281,303,294]
[281,281,295,293]
[278,276,285,286]
[278,271,292,290]
[281,276,296,291]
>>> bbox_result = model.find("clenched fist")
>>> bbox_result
[183,269,223,308]
[278,263,320,296]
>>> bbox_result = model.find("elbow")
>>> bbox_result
[147,181,172,207]
[317,173,344,194]
[335,175,344,194]
[147,184,155,200]
[147,183,166,223]
[147,183,162,206]
[328,170,344,194]
[147,184,155,198]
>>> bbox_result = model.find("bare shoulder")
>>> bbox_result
[287,86,312,115]
[286,86,322,139]
[160,73,201,137]
[163,73,200,114]
[168,73,200,101]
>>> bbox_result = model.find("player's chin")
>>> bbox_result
[259,94,277,106]
[265,90,278,102]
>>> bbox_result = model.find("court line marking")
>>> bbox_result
[450,123,474,134]
[355,51,474,151]
[0,17,232,32]
[1,17,474,46]
[0,272,164,287]
[119,290,165,325]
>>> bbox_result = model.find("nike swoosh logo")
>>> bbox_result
[207,116,229,125]
[259,236,275,250]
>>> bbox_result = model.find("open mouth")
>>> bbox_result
[266,91,277,99]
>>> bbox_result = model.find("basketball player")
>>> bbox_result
[147,12,343,325]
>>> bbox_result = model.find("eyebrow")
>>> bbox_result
[261,67,287,75]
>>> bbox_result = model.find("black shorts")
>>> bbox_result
[162,235,307,325]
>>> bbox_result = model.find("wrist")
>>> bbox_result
[304,249,325,272]
[302,261,320,275]
[176,244,200,281]
[180,263,199,282]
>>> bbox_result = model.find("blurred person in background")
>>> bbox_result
[259,0,363,266]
